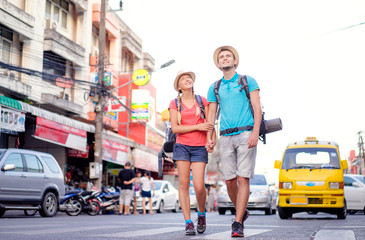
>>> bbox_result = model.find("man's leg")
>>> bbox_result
[119,190,125,214]
[225,177,238,208]
[234,176,250,222]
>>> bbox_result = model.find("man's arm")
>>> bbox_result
[248,89,262,148]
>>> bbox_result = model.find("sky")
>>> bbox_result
[110,0,365,181]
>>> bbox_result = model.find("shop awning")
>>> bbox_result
[19,101,95,133]
[0,95,22,110]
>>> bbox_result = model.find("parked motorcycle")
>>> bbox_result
[78,190,101,216]
[97,186,120,214]
[59,189,83,216]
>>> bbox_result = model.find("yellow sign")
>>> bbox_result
[132,69,150,86]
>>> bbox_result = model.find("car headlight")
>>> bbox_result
[280,182,292,189]
[329,182,341,189]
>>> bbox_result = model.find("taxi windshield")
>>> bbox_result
[282,148,340,170]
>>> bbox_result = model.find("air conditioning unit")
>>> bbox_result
[51,21,58,30]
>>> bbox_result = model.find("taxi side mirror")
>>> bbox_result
[341,160,348,170]
[274,160,281,169]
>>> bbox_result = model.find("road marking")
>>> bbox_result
[1,225,122,235]
[94,227,182,238]
[314,230,355,240]
[192,229,271,239]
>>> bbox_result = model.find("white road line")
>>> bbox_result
[94,227,182,238]
[314,230,356,240]
[1,225,122,235]
[193,229,271,239]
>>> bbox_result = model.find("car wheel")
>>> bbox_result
[24,210,38,216]
[265,207,272,215]
[172,201,179,213]
[218,208,226,215]
[65,198,83,216]
[39,192,58,217]
[272,208,276,214]
[157,201,164,213]
[0,208,5,217]
[278,206,292,219]
[337,200,347,219]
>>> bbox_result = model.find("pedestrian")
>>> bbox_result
[117,162,136,215]
[169,70,214,235]
[140,171,155,215]
[132,170,142,215]
[207,185,217,212]
[206,46,262,238]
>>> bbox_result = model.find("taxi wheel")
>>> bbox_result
[337,200,347,219]
[278,206,292,219]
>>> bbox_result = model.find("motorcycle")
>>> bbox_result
[59,189,83,216]
[97,186,120,215]
[78,190,101,216]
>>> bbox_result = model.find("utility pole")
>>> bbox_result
[94,0,106,189]
[357,131,364,175]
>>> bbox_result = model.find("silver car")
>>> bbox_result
[0,149,65,217]
[344,174,365,214]
[132,180,180,213]
[218,174,277,215]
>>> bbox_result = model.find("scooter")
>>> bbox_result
[97,186,120,214]
[59,189,83,216]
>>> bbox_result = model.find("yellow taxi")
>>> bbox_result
[274,137,348,219]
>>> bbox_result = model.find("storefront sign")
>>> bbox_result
[131,89,149,122]
[134,149,158,172]
[162,159,178,175]
[34,117,87,151]
[147,129,164,152]
[67,146,89,158]
[102,138,129,165]
[0,107,25,133]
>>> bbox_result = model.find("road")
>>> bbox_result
[1,210,365,240]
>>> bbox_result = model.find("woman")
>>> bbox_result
[140,171,155,215]
[132,171,142,215]
[169,70,215,235]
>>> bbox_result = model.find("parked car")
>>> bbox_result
[218,174,277,215]
[0,148,65,217]
[344,174,365,214]
[132,180,179,213]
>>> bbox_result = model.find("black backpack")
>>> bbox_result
[213,75,267,144]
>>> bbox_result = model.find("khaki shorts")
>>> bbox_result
[219,131,257,180]
[120,189,134,205]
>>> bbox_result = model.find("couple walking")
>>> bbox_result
[169,45,262,237]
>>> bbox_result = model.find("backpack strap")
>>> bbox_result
[238,74,254,117]
[213,79,222,120]
[195,95,205,119]
[174,98,183,111]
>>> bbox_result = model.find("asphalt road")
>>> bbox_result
[1,210,365,240]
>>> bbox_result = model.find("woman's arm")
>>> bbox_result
[169,108,213,134]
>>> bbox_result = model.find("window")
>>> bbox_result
[3,153,23,172]
[282,148,340,169]
[0,24,13,63]
[24,154,44,173]
[45,0,69,30]
[344,176,356,187]
[41,156,60,173]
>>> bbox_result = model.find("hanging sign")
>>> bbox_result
[132,69,150,86]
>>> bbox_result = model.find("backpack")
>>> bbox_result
[162,95,205,153]
[213,75,267,144]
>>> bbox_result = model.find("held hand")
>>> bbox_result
[206,139,216,153]
[123,180,128,184]
[198,122,214,132]
[247,132,259,148]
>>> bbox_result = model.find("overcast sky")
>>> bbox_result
[110,0,365,180]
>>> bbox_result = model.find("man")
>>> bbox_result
[206,46,262,237]
[117,162,136,215]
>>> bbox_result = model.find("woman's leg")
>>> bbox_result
[142,197,146,215]
[133,196,139,214]
[191,162,207,213]
[149,196,154,214]
[176,160,192,221]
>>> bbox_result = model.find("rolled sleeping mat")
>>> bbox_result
[265,118,283,134]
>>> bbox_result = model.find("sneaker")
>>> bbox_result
[197,214,206,234]
[242,209,250,223]
[185,221,196,235]
[231,221,244,237]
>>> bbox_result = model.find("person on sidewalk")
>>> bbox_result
[117,162,136,215]
[140,171,155,215]
[206,46,262,237]
[169,70,214,235]
[132,170,142,215]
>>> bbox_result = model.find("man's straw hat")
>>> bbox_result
[213,45,239,69]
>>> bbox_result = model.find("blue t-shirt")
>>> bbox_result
[207,73,259,136]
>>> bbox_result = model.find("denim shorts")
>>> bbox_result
[173,143,208,163]
[220,131,257,180]
[141,190,151,198]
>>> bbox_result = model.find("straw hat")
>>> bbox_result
[213,45,239,69]
[174,70,196,92]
